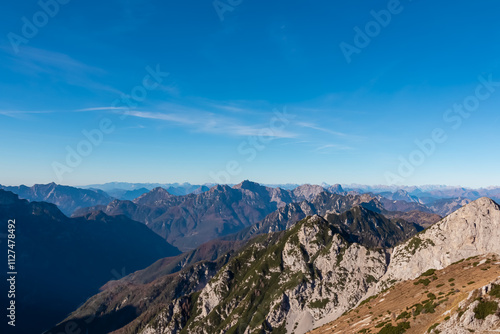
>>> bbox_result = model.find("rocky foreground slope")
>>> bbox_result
[140,215,390,334]
[377,197,500,287]
[311,197,500,333]
[311,253,500,334]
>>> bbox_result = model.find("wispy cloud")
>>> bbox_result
[1,46,121,95]
[0,110,55,119]
[314,143,352,153]
[126,109,297,138]
[75,106,130,112]
[157,84,181,97]
[297,121,348,137]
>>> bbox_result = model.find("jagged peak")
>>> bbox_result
[233,180,266,192]
[329,183,344,192]
[149,186,170,194]
[132,187,172,205]
[293,184,325,192]
[208,184,233,193]
[473,196,499,206]
[444,196,499,218]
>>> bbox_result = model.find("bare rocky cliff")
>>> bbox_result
[378,197,500,288]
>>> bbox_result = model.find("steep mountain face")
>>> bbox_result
[133,187,176,206]
[228,191,430,242]
[308,197,500,333]
[326,184,345,195]
[0,190,180,334]
[72,181,330,251]
[0,182,113,215]
[324,206,423,248]
[377,197,500,287]
[49,254,234,334]
[140,216,389,334]
[48,236,250,334]
[311,254,500,334]
[73,183,282,251]
[291,184,328,202]
[71,182,440,251]
[385,210,442,228]
[121,239,246,285]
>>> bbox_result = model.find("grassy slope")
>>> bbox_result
[310,253,500,334]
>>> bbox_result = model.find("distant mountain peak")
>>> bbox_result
[328,183,345,194]
[208,184,233,192]
[133,187,173,205]
[233,180,266,192]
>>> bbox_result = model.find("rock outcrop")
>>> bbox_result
[378,197,500,287]
[140,216,388,334]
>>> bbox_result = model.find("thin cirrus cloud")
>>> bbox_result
[296,121,348,137]
[78,100,363,145]
[314,144,353,153]
[125,110,298,139]
[2,46,121,95]
[0,110,56,119]
[75,107,130,112]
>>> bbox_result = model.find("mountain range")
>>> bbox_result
[71,181,333,251]
[3,180,500,333]
[45,197,500,334]
[0,182,113,215]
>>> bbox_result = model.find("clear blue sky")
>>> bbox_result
[1,0,500,187]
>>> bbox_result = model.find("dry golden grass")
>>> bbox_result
[309,253,500,334]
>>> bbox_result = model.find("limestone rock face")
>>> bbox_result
[435,279,500,333]
[140,215,388,334]
[378,197,500,288]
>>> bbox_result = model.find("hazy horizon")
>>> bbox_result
[2,180,500,190]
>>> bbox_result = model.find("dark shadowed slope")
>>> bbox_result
[0,190,180,334]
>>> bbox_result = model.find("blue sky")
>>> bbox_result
[1,0,500,187]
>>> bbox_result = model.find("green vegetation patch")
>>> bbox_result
[414,278,431,286]
[309,298,330,309]
[396,311,411,320]
[378,321,410,334]
[421,269,436,277]
[427,322,440,332]
[359,294,378,307]
[489,284,500,298]
[473,300,498,320]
